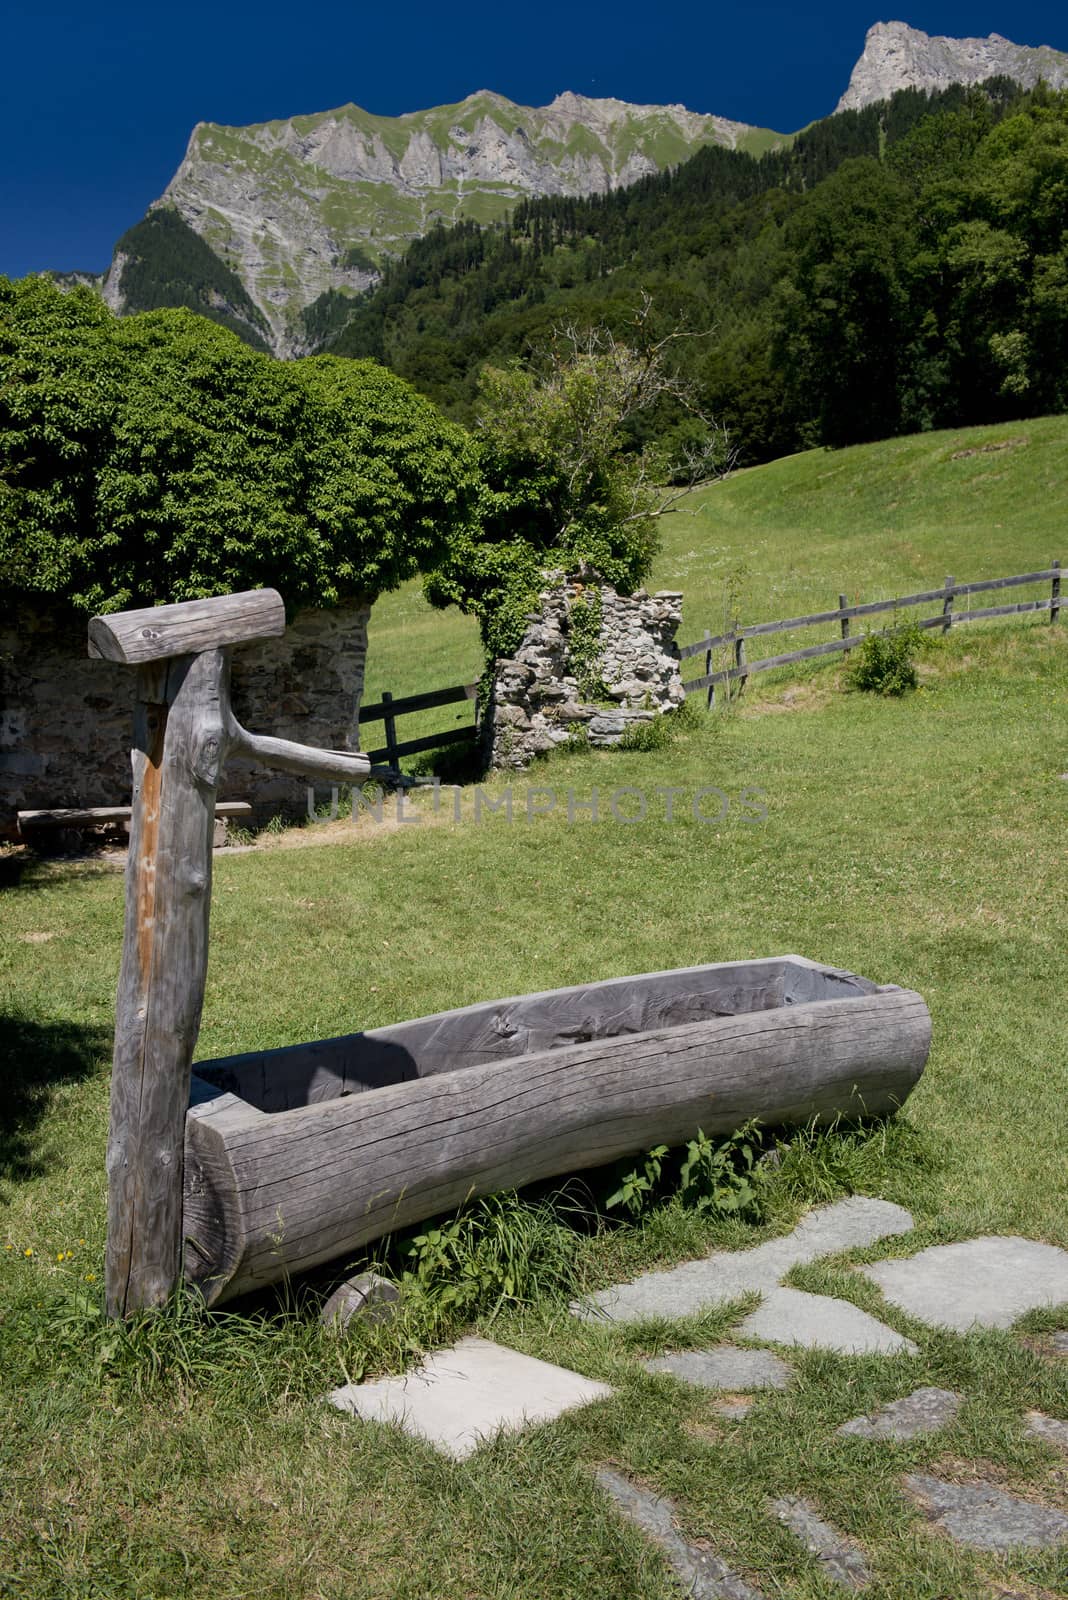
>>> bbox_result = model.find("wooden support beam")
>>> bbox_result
[106,649,228,1318]
[89,590,285,664]
[93,589,370,1317]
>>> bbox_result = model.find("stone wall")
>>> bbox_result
[486,576,684,771]
[0,600,371,831]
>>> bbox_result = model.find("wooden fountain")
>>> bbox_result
[92,590,931,1316]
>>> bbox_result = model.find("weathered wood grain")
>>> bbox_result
[192,957,805,1112]
[18,801,251,831]
[106,650,227,1317]
[183,964,930,1306]
[360,681,479,723]
[89,590,285,664]
[677,567,1062,663]
[225,722,370,784]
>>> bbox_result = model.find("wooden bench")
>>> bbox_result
[17,801,253,851]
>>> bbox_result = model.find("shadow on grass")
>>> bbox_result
[0,1013,111,1183]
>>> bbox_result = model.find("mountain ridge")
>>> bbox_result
[114,89,772,356]
[838,19,1068,110]
[95,21,1068,356]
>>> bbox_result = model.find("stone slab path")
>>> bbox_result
[737,1285,917,1355]
[905,1473,1068,1551]
[861,1237,1068,1332]
[837,1387,962,1441]
[596,1468,766,1600]
[328,1206,1068,1590]
[770,1495,872,1590]
[574,1197,913,1326]
[642,1347,792,1391]
[1025,1410,1068,1451]
[327,1336,611,1460]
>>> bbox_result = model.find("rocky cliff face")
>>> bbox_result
[102,25,1068,355]
[837,20,1068,112]
[121,90,765,356]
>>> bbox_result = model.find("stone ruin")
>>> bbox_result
[485,574,685,771]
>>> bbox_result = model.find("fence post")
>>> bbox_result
[942,575,955,635]
[1052,560,1061,625]
[381,690,400,768]
[734,627,748,697]
[704,629,715,710]
[839,593,850,640]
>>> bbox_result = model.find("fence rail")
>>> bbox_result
[358,681,480,767]
[680,563,1061,700]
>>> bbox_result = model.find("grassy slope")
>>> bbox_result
[2,419,1067,1598]
[363,415,1068,741]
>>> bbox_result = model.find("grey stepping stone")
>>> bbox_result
[1052,1331,1068,1354]
[597,1468,766,1599]
[771,1495,871,1590]
[575,1197,914,1323]
[861,1237,1068,1332]
[837,1386,961,1441]
[1025,1410,1068,1451]
[737,1287,918,1356]
[327,1337,611,1460]
[643,1347,792,1391]
[905,1473,1068,1550]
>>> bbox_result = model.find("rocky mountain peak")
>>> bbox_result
[837,19,1068,111]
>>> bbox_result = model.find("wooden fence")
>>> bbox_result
[679,563,1061,704]
[353,563,1061,770]
[358,681,480,768]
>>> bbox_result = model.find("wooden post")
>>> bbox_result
[942,576,955,635]
[381,690,400,769]
[1052,560,1061,625]
[704,630,715,710]
[105,649,227,1316]
[734,628,748,697]
[839,594,850,640]
[90,590,370,1317]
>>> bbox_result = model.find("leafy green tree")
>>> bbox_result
[0,276,481,731]
[425,308,731,660]
[0,278,480,615]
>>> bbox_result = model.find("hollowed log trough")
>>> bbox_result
[184,955,930,1306]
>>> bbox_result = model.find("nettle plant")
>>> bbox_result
[606,1121,763,1220]
[846,613,924,696]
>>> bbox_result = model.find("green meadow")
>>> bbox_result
[2,417,1066,1598]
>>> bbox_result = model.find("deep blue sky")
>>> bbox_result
[3,2,1066,279]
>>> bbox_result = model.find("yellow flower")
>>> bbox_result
[24,1248,33,1258]
[85,1273,97,1282]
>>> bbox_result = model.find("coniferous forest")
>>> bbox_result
[314,79,1068,463]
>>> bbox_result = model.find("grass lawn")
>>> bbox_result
[362,415,1067,752]
[2,602,1066,1597]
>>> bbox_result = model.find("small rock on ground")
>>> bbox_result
[643,1347,792,1391]
[1025,1411,1068,1451]
[597,1468,767,1600]
[837,1387,962,1441]
[771,1495,871,1590]
[905,1474,1068,1550]
[321,1271,402,1330]
[861,1237,1068,1332]
[1052,1331,1068,1354]
[738,1286,917,1356]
